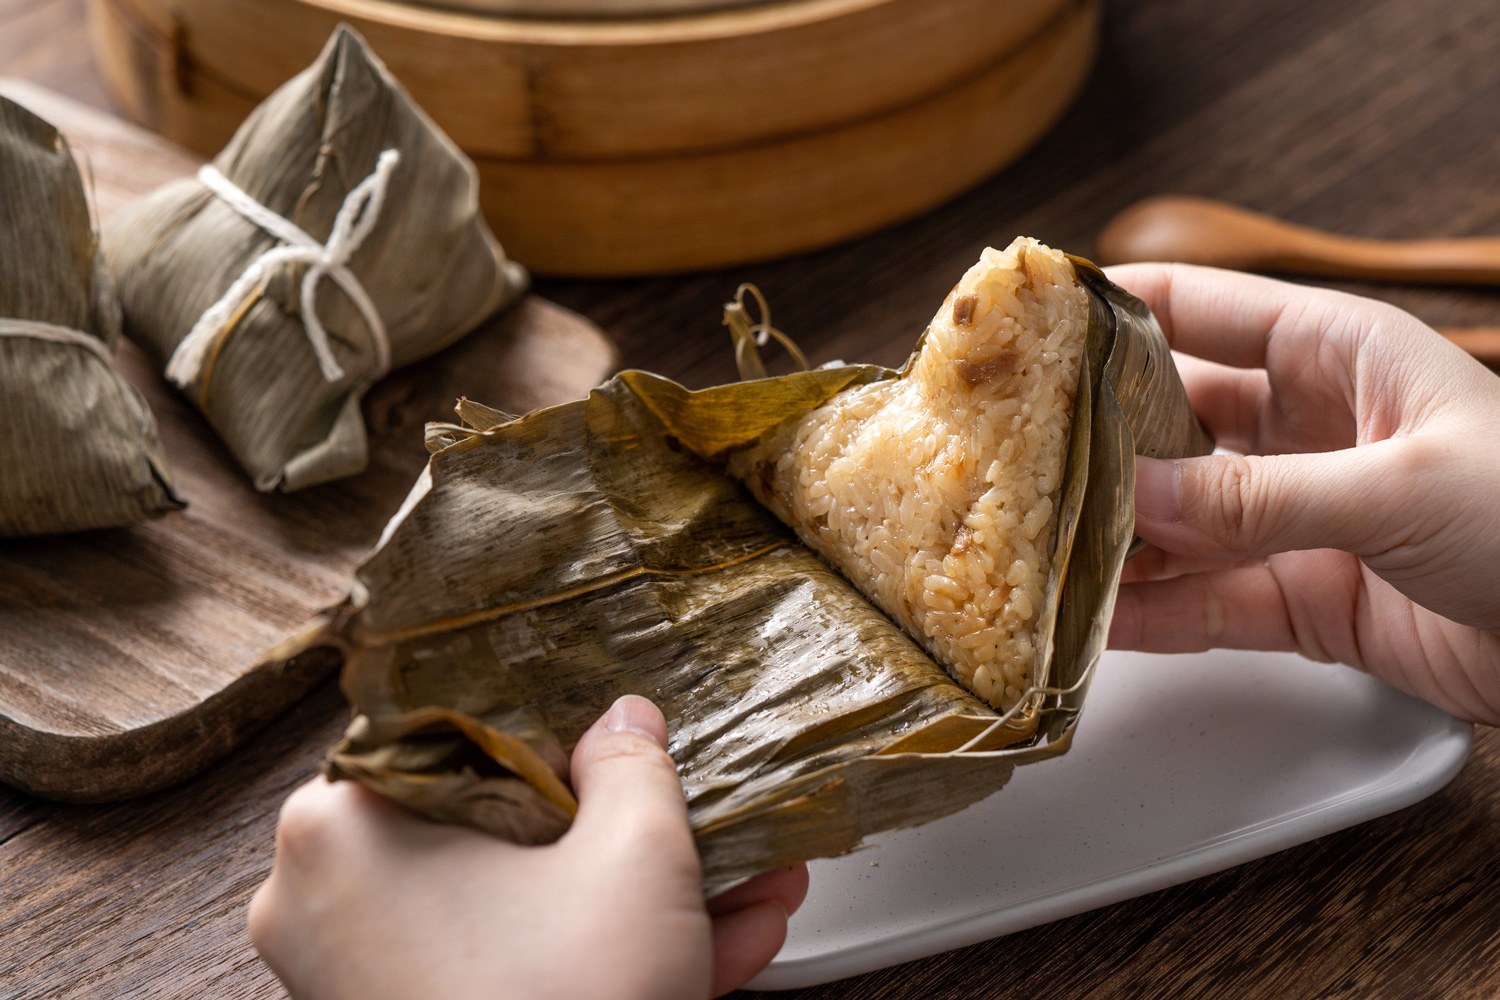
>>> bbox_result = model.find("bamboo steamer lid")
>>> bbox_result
[89,0,1099,274]
[89,0,1081,158]
[401,0,786,14]
[479,3,1097,273]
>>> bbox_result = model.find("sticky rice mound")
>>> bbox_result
[728,238,1088,709]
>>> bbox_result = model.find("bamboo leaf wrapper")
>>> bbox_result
[0,96,181,538]
[295,246,1211,893]
[102,26,527,492]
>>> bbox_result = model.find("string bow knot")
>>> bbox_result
[166,149,401,388]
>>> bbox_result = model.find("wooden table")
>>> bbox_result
[5,0,1500,996]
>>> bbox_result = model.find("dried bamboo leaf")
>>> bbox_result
[298,242,1210,893]
[0,96,182,538]
[102,26,527,493]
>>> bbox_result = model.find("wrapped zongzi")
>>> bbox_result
[287,240,1210,892]
[0,96,181,538]
[103,26,527,492]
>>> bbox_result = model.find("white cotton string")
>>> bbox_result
[165,148,401,389]
[0,319,115,366]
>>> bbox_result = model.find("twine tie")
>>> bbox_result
[166,149,400,388]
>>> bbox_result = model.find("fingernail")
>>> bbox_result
[1134,456,1182,523]
[602,694,667,747]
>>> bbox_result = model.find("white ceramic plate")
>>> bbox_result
[749,649,1473,990]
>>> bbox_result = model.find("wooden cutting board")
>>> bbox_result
[0,79,619,802]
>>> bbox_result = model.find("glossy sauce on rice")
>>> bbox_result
[728,238,1087,709]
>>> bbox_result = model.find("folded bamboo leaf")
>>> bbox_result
[0,96,182,538]
[102,26,527,492]
[296,240,1210,893]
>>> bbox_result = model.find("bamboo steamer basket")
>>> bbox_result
[89,0,1099,275]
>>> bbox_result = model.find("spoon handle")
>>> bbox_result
[1098,196,1500,285]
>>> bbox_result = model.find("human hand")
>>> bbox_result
[1104,263,1500,724]
[249,695,808,1000]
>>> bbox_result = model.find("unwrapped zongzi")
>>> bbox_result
[103,26,527,492]
[728,239,1088,709]
[0,96,181,538]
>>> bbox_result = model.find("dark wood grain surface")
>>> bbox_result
[4,0,1500,996]
[0,81,618,803]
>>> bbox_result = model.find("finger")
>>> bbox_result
[710,900,789,997]
[568,695,693,849]
[1109,566,1296,654]
[270,777,363,871]
[1104,262,1363,370]
[278,777,478,868]
[251,779,419,999]
[1179,345,1374,464]
[1175,351,1359,456]
[707,864,810,918]
[1110,550,1362,665]
[1173,353,1273,454]
[246,880,286,976]
[1133,441,1420,560]
[1121,542,1263,583]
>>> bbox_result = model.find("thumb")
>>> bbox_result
[1134,442,1412,560]
[567,695,693,844]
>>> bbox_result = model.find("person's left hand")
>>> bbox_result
[249,695,808,1000]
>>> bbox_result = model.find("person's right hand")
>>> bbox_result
[1105,263,1500,725]
[249,695,808,1000]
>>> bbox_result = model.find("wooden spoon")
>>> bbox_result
[1096,195,1500,365]
[1097,195,1500,283]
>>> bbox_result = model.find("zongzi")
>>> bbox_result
[0,96,181,538]
[103,26,527,492]
[289,242,1212,892]
[727,238,1085,709]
